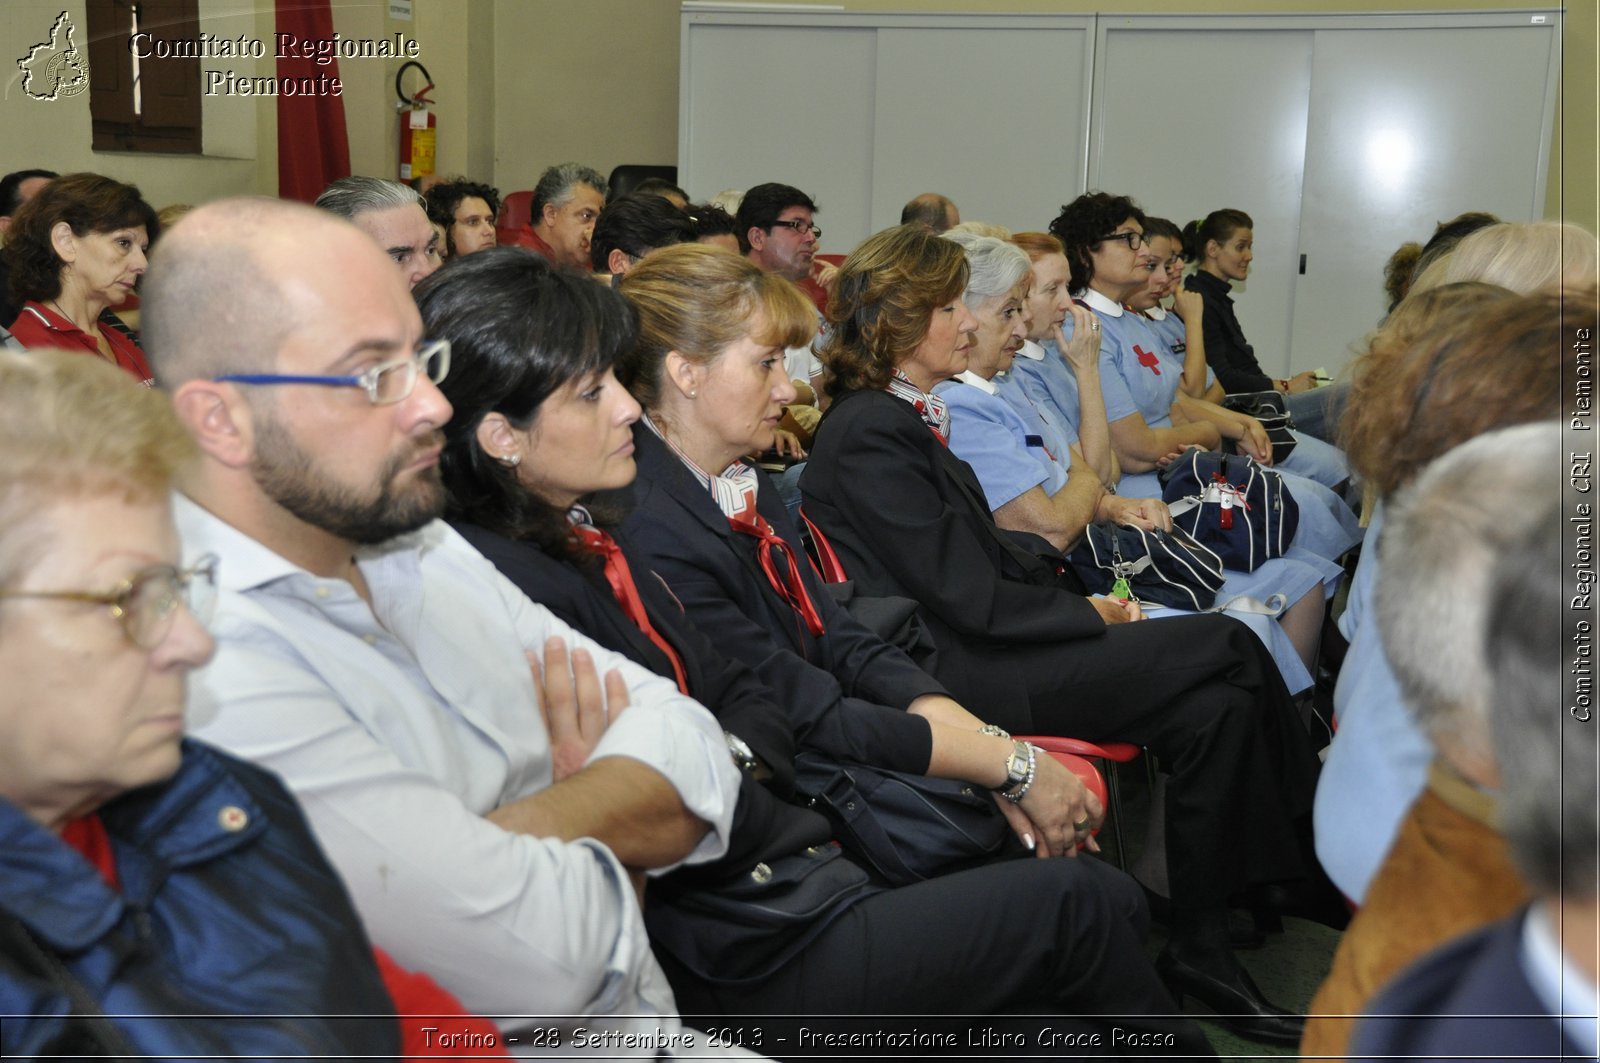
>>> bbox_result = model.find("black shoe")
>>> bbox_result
[1156,947,1305,1045]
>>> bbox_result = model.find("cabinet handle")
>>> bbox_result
[1299,254,1307,275]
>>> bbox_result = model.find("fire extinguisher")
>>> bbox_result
[396,60,436,182]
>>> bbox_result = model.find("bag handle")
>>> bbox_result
[799,507,849,584]
[1208,592,1288,617]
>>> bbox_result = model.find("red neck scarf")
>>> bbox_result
[726,509,826,637]
[570,523,690,696]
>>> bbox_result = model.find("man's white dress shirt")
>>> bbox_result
[177,495,738,1042]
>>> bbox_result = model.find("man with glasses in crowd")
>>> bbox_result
[736,182,829,438]
[140,197,741,1051]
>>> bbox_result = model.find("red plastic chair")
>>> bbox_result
[1048,751,1107,853]
[496,190,534,247]
[1020,735,1147,867]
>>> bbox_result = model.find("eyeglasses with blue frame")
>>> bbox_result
[212,339,450,406]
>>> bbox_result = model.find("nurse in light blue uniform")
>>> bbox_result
[1021,296,1358,579]
[1142,303,1354,492]
[1103,299,1362,565]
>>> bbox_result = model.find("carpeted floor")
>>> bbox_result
[1097,751,1343,1059]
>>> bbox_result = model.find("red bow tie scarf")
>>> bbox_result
[725,511,827,639]
[571,524,690,695]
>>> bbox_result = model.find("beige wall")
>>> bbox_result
[0,0,274,209]
[1,0,1591,231]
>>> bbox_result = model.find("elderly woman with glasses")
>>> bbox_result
[798,223,1328,1046]
[0,350,494,1059]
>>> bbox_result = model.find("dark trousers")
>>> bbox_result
[969,614,1319,910]
[662,856,1213,1057]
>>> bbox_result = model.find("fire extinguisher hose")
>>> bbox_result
[395,60,434,107]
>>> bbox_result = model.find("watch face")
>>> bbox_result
[725,731,756,768]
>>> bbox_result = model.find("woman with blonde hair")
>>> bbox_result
[1408,219,1598,295]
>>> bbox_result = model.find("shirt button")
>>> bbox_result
[314,586,331,599]
[362,633,379,646]
[218,806,249,832]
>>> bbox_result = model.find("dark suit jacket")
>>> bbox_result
[451,519,831,878]
[621,423,940,774]
[1349,907,1585,1062]
[799,387,1107,721]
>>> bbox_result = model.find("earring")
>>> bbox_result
[689,389,698,399]
[497,453,521,467]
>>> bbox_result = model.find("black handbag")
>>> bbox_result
[1223,390,1298,462]
[791,753,1017,887]
[644,843,878,984]
[1068,520,1226,611]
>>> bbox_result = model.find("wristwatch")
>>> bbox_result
[995,740,1031,793]
[724,731,760,774]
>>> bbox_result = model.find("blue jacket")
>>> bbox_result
[0,739,399,1059]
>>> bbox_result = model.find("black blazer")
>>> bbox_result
[620,423,940,774]
[799,388,1108,721]
[1185,270,1275,393]
[451,519,830,877]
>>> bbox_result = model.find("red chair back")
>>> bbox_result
[497,190,534,246]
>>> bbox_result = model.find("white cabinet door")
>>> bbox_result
[1090,23,1315,378]
[678,22,879,243]
[871,24,1093,238]
[679,12,1095,255]
[1289,20,1561,377]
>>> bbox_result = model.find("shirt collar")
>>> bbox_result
[885,368,951,438]
[1014,338,1047,362]
[1077,288,1124,317]
[954,369,998,395]
[1524,902,1600,1057]
[640,414,760,521]
[172,491,432,594]
[1144,305,1168,321]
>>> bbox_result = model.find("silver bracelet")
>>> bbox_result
[977,723,1011,740]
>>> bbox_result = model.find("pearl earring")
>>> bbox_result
[497,453,521,467]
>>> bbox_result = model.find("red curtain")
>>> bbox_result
[275,0,351,202]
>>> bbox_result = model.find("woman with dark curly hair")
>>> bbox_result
[423,179,500,259]
[800,223,1330,1045]
[4,173,158,384]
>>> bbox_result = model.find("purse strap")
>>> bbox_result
[0,909,138,1057]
